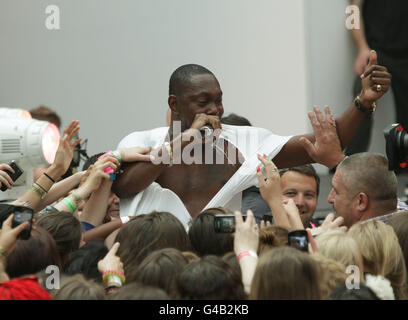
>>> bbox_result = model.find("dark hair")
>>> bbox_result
[222,251,242,280]
[29,106,61,129]
[35,211,82,268]
[64,239,109,282]
[82,152,105,171]
[50,274,105,300]
[176,255,246,300]
[115,211,190,274]
[221,113,252,126]
[109,282,170,300]
[250,247,321,300]
[169,64,214,96]
[6,226,62,278]
[328,283,380,300]
[127,248,188,298]
[279,164,320,196]
[188,207,234,257]
[258,225,288,255]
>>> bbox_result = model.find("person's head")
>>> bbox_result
[387,212,408,288]
[35,211,82,268]
[29,105,61,129]
[328,283,380,300]
[250,247,321,300]
[188,207,234,256]
[168,64,223,131]
[328,153,398,228]
[49,274,105,300]
[176,255,246,300]
[221,113,252,126]
[349,220,407,299]
[314,229,364,276]
[82,152,120,221]
[222,251,242,280]
[6,226,62,279]
[64,239,109,282]
[258,225,288,256]
[0,277,53,300]
[127,248,189,298]
[115,211,190,274]
[311,253,348,299]
[280,165,319,227]
[108,283,170,300]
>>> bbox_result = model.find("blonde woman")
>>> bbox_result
[314,229,364,278]
[349,220,407,300]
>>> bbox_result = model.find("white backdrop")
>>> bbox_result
[0,0,308,161]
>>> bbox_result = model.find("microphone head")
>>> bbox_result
[200,125,213,137]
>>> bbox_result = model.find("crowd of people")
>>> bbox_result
[0,49,406,301]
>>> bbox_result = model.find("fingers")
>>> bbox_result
[234,211,244,227]
[298,137,316,158]
[306,228,318,254]
[361,64,388,79]
[367,50,377,67]
[257,154,278,178]
[107,242,120,257]
[246,210,255,228]
[135,154,154,162]
[322,213,335,226]
[332,216,345,228]
[2,214,13,230]
[0,173,13,189]
[12,221,30,236]
[0,164,14,173]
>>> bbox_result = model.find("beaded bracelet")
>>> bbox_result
[102,270,126,285]
[104,275,123,288]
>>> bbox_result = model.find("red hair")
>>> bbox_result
[0,276,53,300]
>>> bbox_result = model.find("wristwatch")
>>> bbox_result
[354,95,376,116]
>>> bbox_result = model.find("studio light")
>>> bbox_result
[0,107,32,119]
[0,118,60,201]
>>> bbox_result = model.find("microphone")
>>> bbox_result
[200,124,213,138]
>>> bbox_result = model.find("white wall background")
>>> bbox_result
[0,0,308,164]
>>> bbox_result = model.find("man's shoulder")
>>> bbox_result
[118,127,168,149]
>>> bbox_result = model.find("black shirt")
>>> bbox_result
[363,0,408,56]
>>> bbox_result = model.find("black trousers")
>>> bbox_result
[344,51,408,155]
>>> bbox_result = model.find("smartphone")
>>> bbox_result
[214,214,246,233]
[0,160,24,192]
[11,206,34,240]
[288,229,309,252]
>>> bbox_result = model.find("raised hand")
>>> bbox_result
[307,213,346,237]
[256,154,282,204]
[359,50,392,106]
[52,120,82,176]
[97,242,124,274]
[299,106,345,169]
[0,214,30,256]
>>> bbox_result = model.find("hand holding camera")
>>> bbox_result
[0,161,23,192]
[0,210,33,257]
